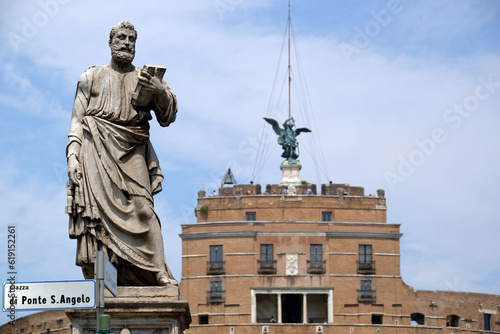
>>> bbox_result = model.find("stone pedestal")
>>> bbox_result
[280,160,302,187]
[66,286,190,334]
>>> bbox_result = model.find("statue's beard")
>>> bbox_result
[111,49,135,64]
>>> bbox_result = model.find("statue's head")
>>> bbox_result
[109,21,137,65]
[285,118,295,128]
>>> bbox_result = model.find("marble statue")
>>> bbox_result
[66,21,177,286]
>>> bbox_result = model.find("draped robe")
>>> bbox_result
[67,64,177,285]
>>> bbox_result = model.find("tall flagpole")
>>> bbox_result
[288,0,291,119]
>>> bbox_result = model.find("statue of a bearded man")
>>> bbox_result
[66,21,177,286]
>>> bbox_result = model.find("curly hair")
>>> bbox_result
[109,21,137,42]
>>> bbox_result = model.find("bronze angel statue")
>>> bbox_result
[264,117,311,161]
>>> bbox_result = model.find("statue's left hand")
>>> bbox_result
[138,70,166,96]
[138,70,171,108]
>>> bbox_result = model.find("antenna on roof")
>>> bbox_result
[288,0,291,119]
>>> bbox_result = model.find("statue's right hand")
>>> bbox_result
[67,155,82,186]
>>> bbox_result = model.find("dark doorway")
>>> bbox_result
[411,312,425,325]
[484,313,491,331]
[281,294,303,323]
[446,314,460,327]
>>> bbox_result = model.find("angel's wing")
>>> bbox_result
[295,127,312,136]
[263,117,282,136]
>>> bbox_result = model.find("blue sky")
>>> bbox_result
[1,0,499,323]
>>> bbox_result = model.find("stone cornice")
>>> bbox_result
[179,231,402,240]
[326,232,402,240]
[179,231,257,240]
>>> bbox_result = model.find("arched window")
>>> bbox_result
[446,315,460,328]
[411,313,425,325]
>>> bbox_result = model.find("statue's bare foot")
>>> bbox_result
[157,272,178,286]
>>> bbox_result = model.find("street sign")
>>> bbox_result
[104,256,117,297]
[2,280,95,311]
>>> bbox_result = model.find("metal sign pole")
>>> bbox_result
[95,251,105,333]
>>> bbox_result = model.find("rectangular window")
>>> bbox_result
[210,245,223,263]
[208,280,224,303]
[261,244,273,263]
[359,245,372,263]
[198,315,209,325]
[211,280,222,293]
[246,212,256,221]
[310,244,323,263]
[360,280,372,292]
[372,314,383,325]
[322,212,332,221]
[308,244,325,274]
[358,279,375,303]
